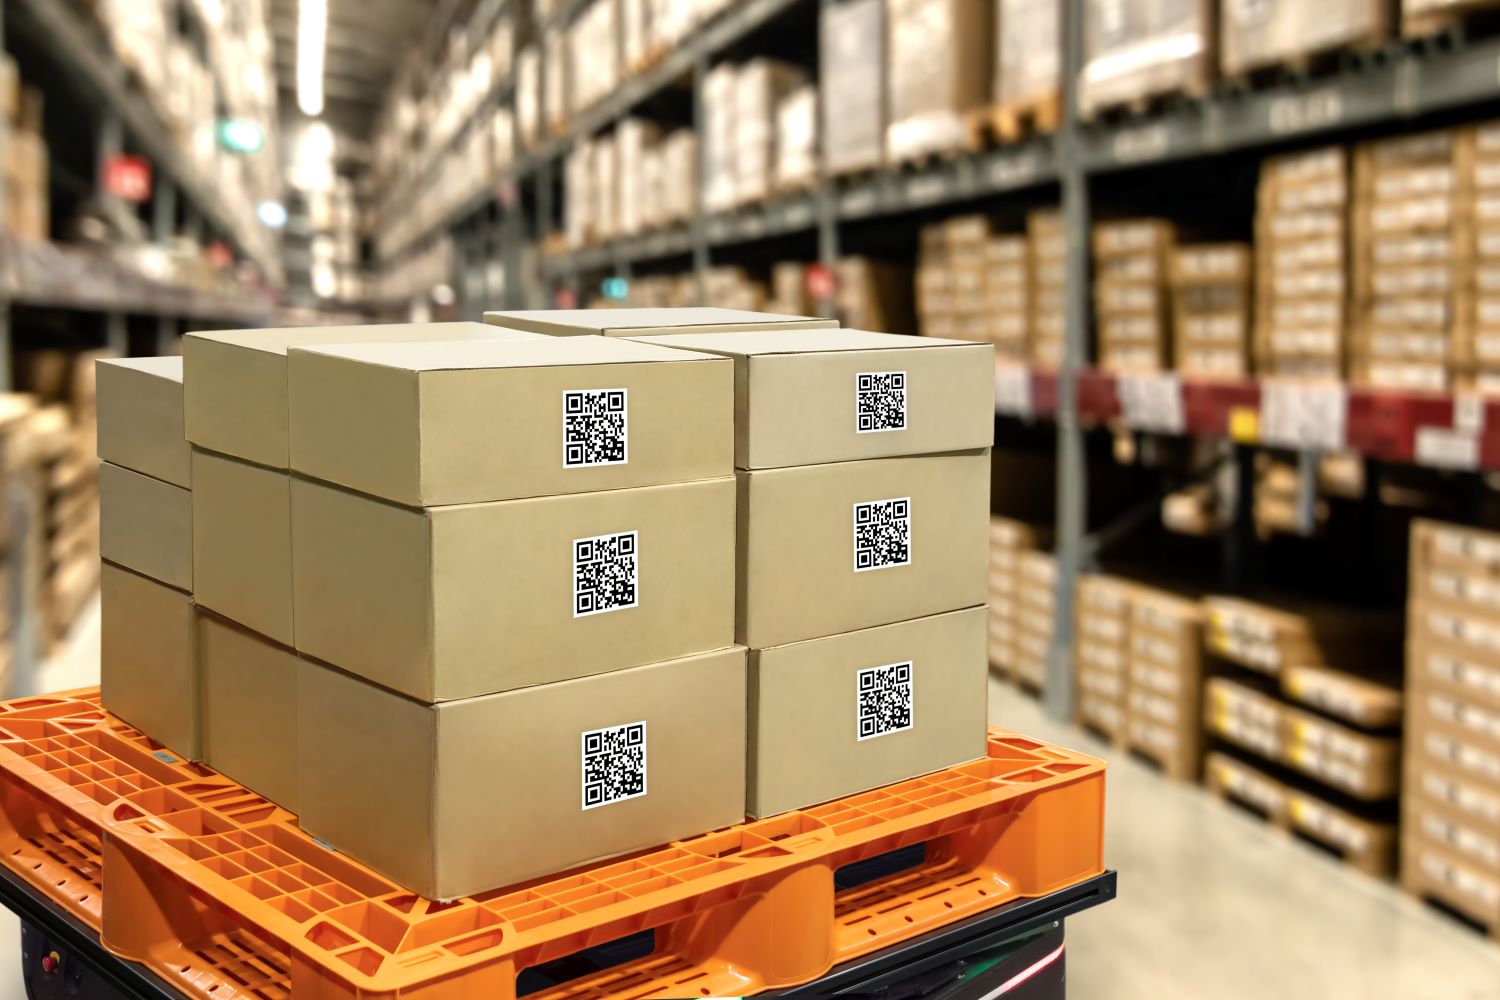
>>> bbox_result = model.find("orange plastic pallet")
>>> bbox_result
[0,688,1106,1000]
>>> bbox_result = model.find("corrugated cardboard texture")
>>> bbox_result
[630,329,994,468]
[298,647,748,900]
[484,306,836,337]
[287,338,734,506]
[748,608,988,817]
[100,562,199,760]
[100,462,192,591]
[183,322,544,468]
[292,476,736,701]
[738,451,990,648]
[199,614,300,813]
[96,357,189,488]
[192,449,294,646]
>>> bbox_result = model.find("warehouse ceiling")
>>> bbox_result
[267,0,456,135]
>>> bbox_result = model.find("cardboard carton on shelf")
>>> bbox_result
[747,607,988,817]
[298,645,748,901]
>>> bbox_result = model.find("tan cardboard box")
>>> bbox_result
[287,337,732,507]
[199,614,299,812]
[183,322,544,469]
[628,329,994,469]
[737,451,989,649]
[298,646,748,900]
[748,608,986,817]
[483,306,835,338]
[292,476,735,701]
[96,357,190,488]
[192,449,293,645]
[99,462,191,591]
[100,562,199,760]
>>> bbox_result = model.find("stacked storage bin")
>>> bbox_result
[1028,209,1067,368]
[622,327,994,818]
[1094,219,1175,374]
[1075,575,1133,740]
[1170,243,1253,379]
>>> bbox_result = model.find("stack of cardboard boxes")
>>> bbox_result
[1014,549,1057,693]
[987,517,1044,678]
[1029,209,1067,368]
[2,58,47,241]
[1351,129,1471,391]
[616,327,994,817]
[1403,520,1500,927]
[98,307,998,902]
[1093,219,1175,374]
[821,0,884,176]
[1170,244,1253,379]
[1075,575,1133,740]
[1255,147,1350,379]
[885,0,991,162]
[1465,123,1500,392]
[986,235,1032,363]
[917,216,991,343]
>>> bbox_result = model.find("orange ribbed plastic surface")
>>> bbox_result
[0,688,1106,999]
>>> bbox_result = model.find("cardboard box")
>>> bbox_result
[192,449,293,645]
[99,462,191,591]
[96,357,189,488]
[100,563,199,759]
[737,450,989,649]
[483,307,835,338]
[199,614,299,812]
[292,476,735,701]
[298,646,748,900]
[629,329,993,469]
[287,337,733,507]
[183,322,542,469]
[747,607,986,817]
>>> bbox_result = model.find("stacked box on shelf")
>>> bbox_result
[1014,549,1057,694]
[993,0,1060,127]
[916,216,992,343]
[886,0,991,162]
[1029,209,1067,368]
[987,517,1043,677]
[0,394,40,687]
[704,63,739,213]
[1401,0,1500,37]
[1466,122,1500,392]
[822,0,885,176]
[1125,584,1206,780]
[1351,129,1472,392]
[1,58,48,241]
[1079,0,1215,118]
[987,235,1031,363]
[1094,219,1175,373]
[1076,575,1132,740]
[96,358,195,756]
[775,84,819,192]
[1403,520,1500,930]
[1170,243,1253,379]
[733,60,809,206]
[1220,0,1390,80]
[617,118,661,238]
[1255,147,1350,379]
[568,0,619,114]
[837,257,918,337]
[768,262,813,317]
[626,327,993,818]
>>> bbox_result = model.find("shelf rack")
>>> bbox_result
[380,2,1500,720]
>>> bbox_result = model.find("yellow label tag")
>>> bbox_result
[1229,407,1260,443]
[1292,746,1313,767]
[1289,799,1308,824]
[1285,673,1304,698]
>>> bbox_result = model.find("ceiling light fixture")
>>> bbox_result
[296,0,328,117]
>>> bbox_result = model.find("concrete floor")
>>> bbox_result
[0,610,1497,998]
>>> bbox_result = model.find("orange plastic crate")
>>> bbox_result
[0,688,1106,999]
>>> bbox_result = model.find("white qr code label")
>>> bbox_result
[563,388,628,468]
[857,662,914,740]
[856,371,908,433]
[572,530,639,617]
[581,721,647,810]
[853,497,912,571]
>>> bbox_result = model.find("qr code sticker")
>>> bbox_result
[857,662,914,741]
[581,721,647,809]
[573,530,639,617]
[563,388,628,468]
[856,371,907,433]
[853,497,912,572]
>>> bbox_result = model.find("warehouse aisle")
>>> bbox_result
[990,677,1500,1000]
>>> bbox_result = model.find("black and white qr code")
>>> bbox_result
[581,721,647,810]
[853,497,912,572]
[563,388,629,468]
[573,530,639,617]
[856,371,907,433]
[857,662,914,741]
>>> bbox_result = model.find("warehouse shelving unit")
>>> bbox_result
[382,0,1500,721]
